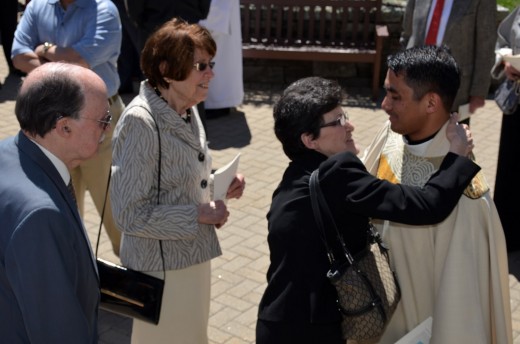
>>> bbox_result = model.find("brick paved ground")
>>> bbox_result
[1,49,519,343]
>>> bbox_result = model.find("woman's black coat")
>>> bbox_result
[258,149,479,325]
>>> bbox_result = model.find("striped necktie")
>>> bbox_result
[425,0,445,45]
[67,180,77,205]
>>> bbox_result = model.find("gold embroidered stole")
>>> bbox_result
[375,130,489,198]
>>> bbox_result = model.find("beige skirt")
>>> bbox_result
[131,260,211,344]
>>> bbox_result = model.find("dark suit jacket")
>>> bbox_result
[258,150,479,327]
[400,0,497,110]
[0,132,99,343]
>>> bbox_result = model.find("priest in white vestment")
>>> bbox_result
[361,45,512,344]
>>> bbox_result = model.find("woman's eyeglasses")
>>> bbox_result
[193,61,216,72]
[320,112,348,128]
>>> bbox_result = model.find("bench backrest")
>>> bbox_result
[240,0,384,50]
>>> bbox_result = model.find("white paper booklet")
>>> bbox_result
[504,54,520,71]
[457,103,470,121]
[213,153,241,201]
[395,316,432,344]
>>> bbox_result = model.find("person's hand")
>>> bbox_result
[198,200,229,229]
[226,173,245,200]
[446,112,474,157]
[35,44,51,63]
[504,61,520,81]
[35,44,45,57]
[468,96,485,114]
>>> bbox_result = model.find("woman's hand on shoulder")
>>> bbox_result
[446,112,474,157]
[226,173,246,200]
[198,200,230,229]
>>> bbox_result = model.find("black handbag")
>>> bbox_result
[96,110,165,325]
[96,257,164,324]
[309,169,401,341]
[495,79,520,115]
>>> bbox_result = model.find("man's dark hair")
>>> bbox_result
[273,77,343,160]
[15,64,84,137]
[386,45,460,111]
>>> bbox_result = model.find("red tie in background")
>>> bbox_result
[425,0,445,45]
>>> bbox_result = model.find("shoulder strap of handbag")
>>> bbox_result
[309,169,355,265]
[96,105,166,275]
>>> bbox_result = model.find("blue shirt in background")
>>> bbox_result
[12,0,122,97]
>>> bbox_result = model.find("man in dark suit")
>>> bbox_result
[12,0,124,257]
[0,62,110,343]
[400,0,497,124]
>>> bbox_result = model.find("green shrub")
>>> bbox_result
[498,0,516,11]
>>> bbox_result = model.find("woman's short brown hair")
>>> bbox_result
[141,17,216,89]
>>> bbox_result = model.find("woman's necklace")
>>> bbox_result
[153,87,191,123]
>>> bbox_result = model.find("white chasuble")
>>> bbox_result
[361,121,512,344]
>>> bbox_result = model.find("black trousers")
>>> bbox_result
[256,319,343,344]
[494,107,520,252]
[0,0,18,71]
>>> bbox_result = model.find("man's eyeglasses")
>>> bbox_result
[320,112,348,128]
[55,112,112,131]
[81,112,112,131]
[193,61,215,72]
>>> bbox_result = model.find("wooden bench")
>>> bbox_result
[240,0,389,99]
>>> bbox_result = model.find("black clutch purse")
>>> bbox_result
[97,258,164,324]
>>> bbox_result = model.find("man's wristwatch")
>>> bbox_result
[43,42,54,54]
